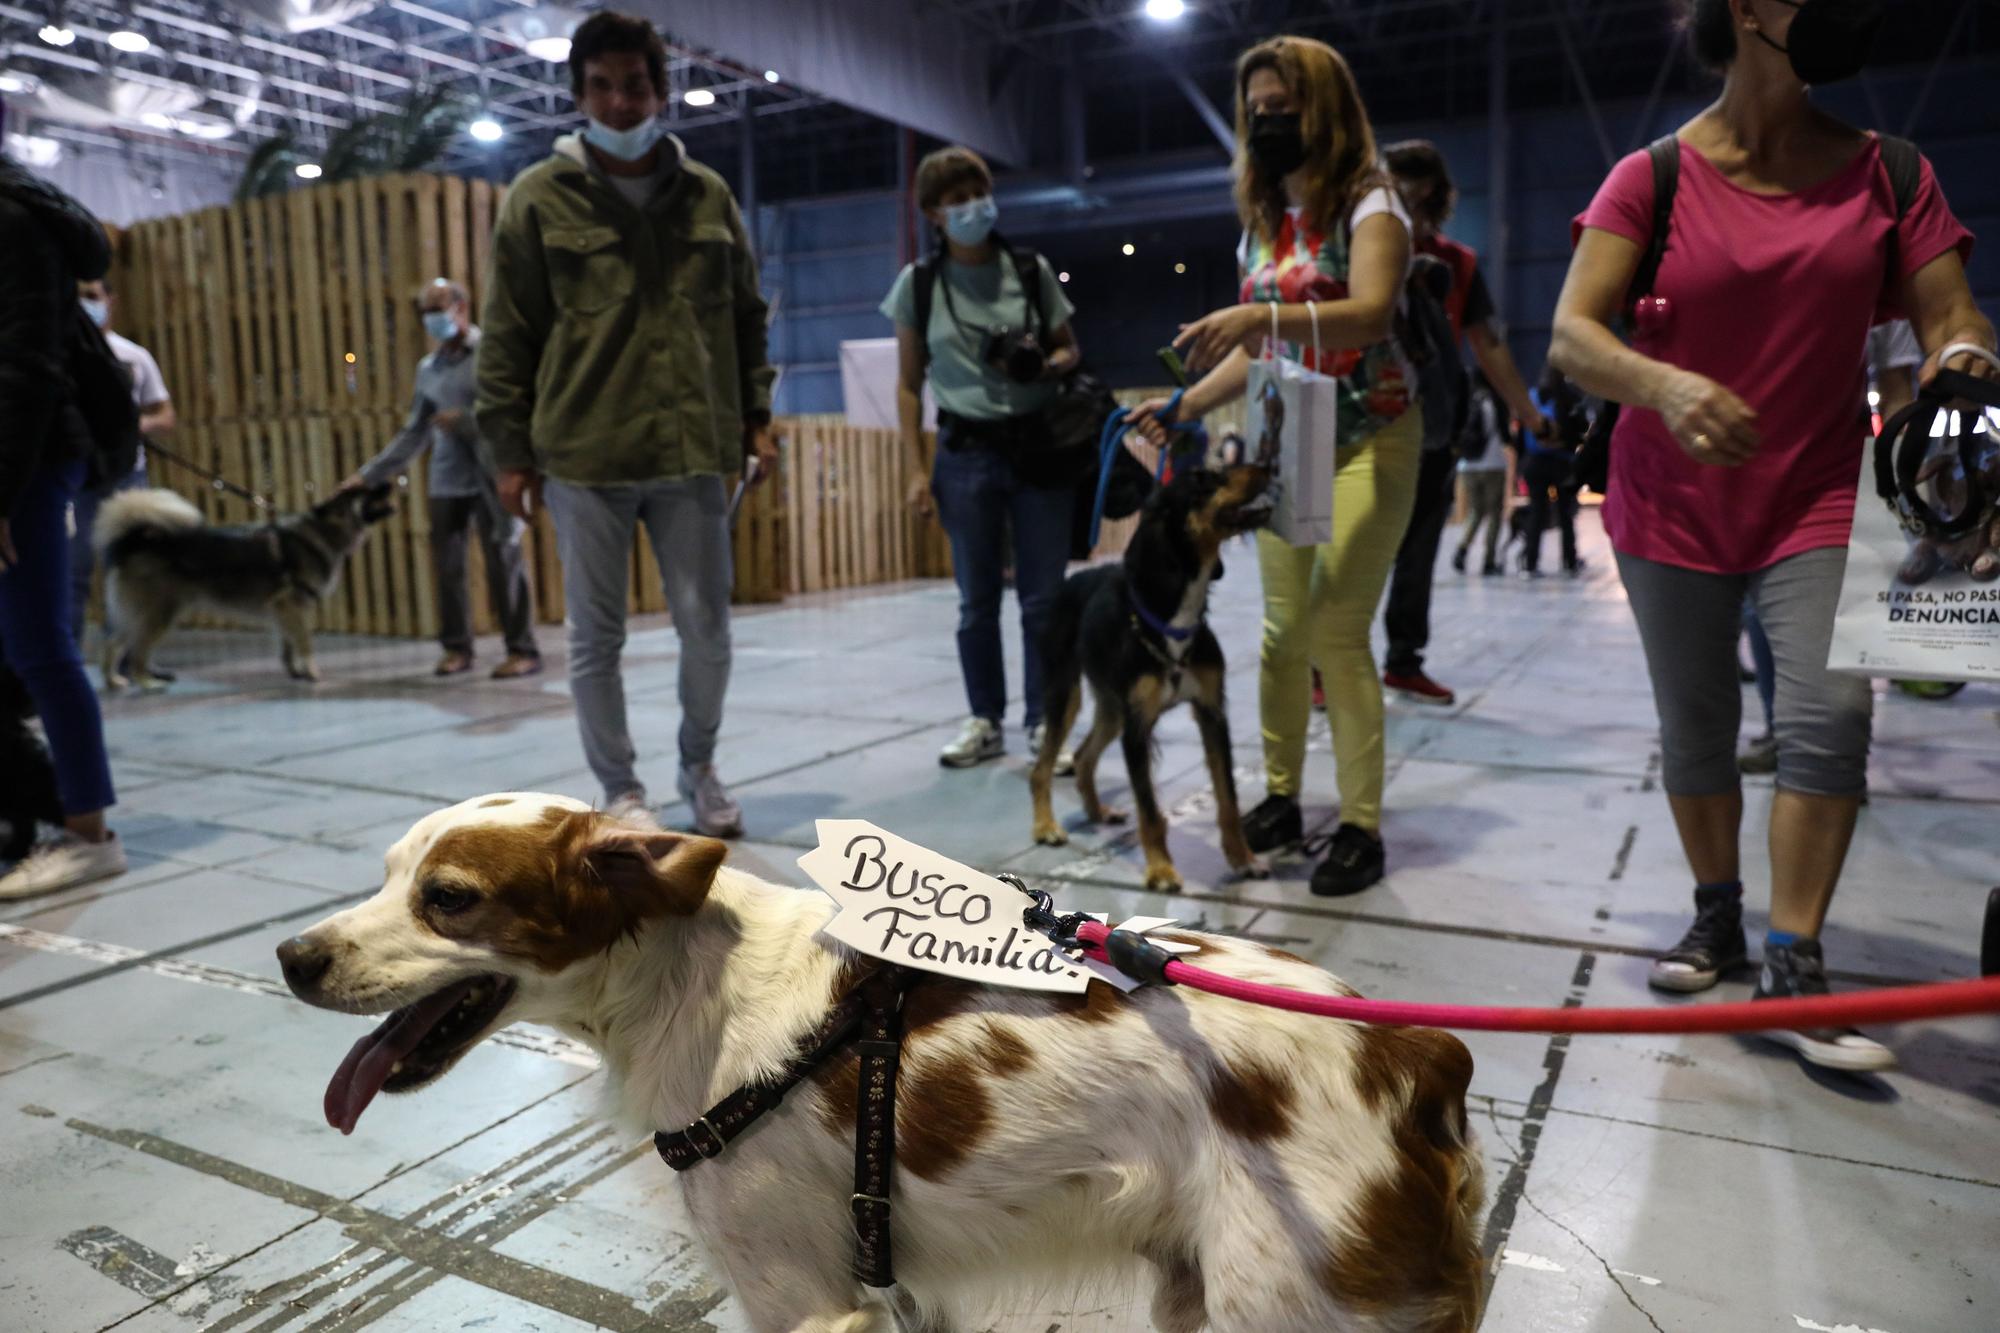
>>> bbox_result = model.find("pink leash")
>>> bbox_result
[1068,920,2000,1035]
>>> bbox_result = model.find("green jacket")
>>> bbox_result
[476,133,774,484]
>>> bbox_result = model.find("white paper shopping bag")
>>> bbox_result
[1244,302,1338,547]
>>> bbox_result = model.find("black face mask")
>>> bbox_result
[1753,0,1885,85]
[1247,112,1308,178]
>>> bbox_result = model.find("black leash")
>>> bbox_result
[654,963,917,1288]
[142,440,275,515]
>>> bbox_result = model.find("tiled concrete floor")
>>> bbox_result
[3,511,1996,1332]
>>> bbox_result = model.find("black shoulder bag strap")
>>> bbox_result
[1574,135,1678,495]
[911,253,941,368]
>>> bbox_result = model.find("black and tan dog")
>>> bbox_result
[94,485,396,689]
[1031,463,1274,892]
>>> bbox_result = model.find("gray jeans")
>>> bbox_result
[1616,546,1872,798]
[429,492,539,659]
[543,475,733,802]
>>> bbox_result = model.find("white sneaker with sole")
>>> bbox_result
[1025,722,1075,777]
[939,717,1004,768]
[678,764,744,839]
[0,830,127,900]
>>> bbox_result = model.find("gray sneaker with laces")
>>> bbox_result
[0,830,126,900]
[678,764,744,839]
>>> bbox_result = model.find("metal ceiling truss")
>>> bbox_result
[0,0,1990,188]
[1,0,822,177]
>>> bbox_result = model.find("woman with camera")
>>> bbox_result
[1131,35,1419,897]
[1550,0,1990,1071]
[883,147,1082,769]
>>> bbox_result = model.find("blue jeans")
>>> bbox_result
[1,457,116,815]
[69,465,147,643]
[931,434,1074,730]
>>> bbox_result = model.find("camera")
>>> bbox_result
[982,326,1047,384]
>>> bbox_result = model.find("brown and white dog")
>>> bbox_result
[278,794,1486,1333]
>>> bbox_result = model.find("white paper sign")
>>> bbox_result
[799,821,1089,993]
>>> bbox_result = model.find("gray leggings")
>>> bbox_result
[1616,547,1872,799]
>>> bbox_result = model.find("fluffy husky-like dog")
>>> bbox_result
[94,485,396,689]
[278,794,1487,1333]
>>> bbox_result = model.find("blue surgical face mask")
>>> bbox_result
[942,195,998,247]
[82,298,109,329]
[584,116,663,163]
[423,310,458,341]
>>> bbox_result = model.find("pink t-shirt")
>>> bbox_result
[1574,137,1973,573]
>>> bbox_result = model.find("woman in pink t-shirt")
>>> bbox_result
[1549,0,1993,1073]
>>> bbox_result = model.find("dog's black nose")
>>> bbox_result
[277,935,331,995]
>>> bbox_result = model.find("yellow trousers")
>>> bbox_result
[1256,407,1423,832]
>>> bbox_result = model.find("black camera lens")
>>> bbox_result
[984,327,1046,384]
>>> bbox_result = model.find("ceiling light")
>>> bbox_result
[525,35,570,61]
[1121,242,1135,256]
[763,69,780,83]
[107,29,151,53]
[140,110,175,129]
[1174,262,1186,274]
[469,117,503,142]
[5,131,61,166]
[683,87,716,107]
[295,162,322,179]
[38,23,76,46]
[0,74,28,93]
[1144,0,1187,20]
[1058,271,1070,283]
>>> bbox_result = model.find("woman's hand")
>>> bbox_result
[1125,396,1178,446]
[1175,305,1264,377]
[1657,370,1760,466]
[1920,336,2000,386]
[906,476,934,519]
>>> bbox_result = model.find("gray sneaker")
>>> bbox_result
[678,764,744,839]
[939,717,1003,768]
[0,830,126,900]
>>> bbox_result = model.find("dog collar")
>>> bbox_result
[1129,589,1196,643]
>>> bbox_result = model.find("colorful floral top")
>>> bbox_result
[1238,187,1414,449]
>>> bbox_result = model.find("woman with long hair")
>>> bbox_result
[1550,0,1990,1071]
[1132,35,1418,896]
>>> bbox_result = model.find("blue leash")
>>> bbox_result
[1087,388,1206,551]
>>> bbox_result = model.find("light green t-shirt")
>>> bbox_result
[879,251,1076,422]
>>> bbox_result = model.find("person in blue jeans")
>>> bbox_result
[0,158,125,900]
[883,146,1084,769]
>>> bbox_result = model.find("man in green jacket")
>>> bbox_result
[477,10,776,836]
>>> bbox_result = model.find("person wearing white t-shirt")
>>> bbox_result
[1128,35,1418,898]
[1453,374,1512,577]
[72,276,175,658]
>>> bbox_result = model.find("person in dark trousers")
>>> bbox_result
[1517,367,1587,579]
[346,278,540,680]
[478,11,777,836]
[1376,141,1550,706]
[0,152,125,899]
[70,275,174,668]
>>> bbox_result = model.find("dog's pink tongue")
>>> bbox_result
[322,981,474,1135]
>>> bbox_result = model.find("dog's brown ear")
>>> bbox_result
[539,813,726,961]
[579,824,726,919]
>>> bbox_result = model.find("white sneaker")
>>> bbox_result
[939,717,1004,768]
[677,764,744,839]
[0,830,127,901]
[1025,722,1076,777]
[604,789,652,821]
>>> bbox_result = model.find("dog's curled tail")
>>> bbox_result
[92,488,204,555]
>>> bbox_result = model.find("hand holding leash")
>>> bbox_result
[498,468,541,520]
